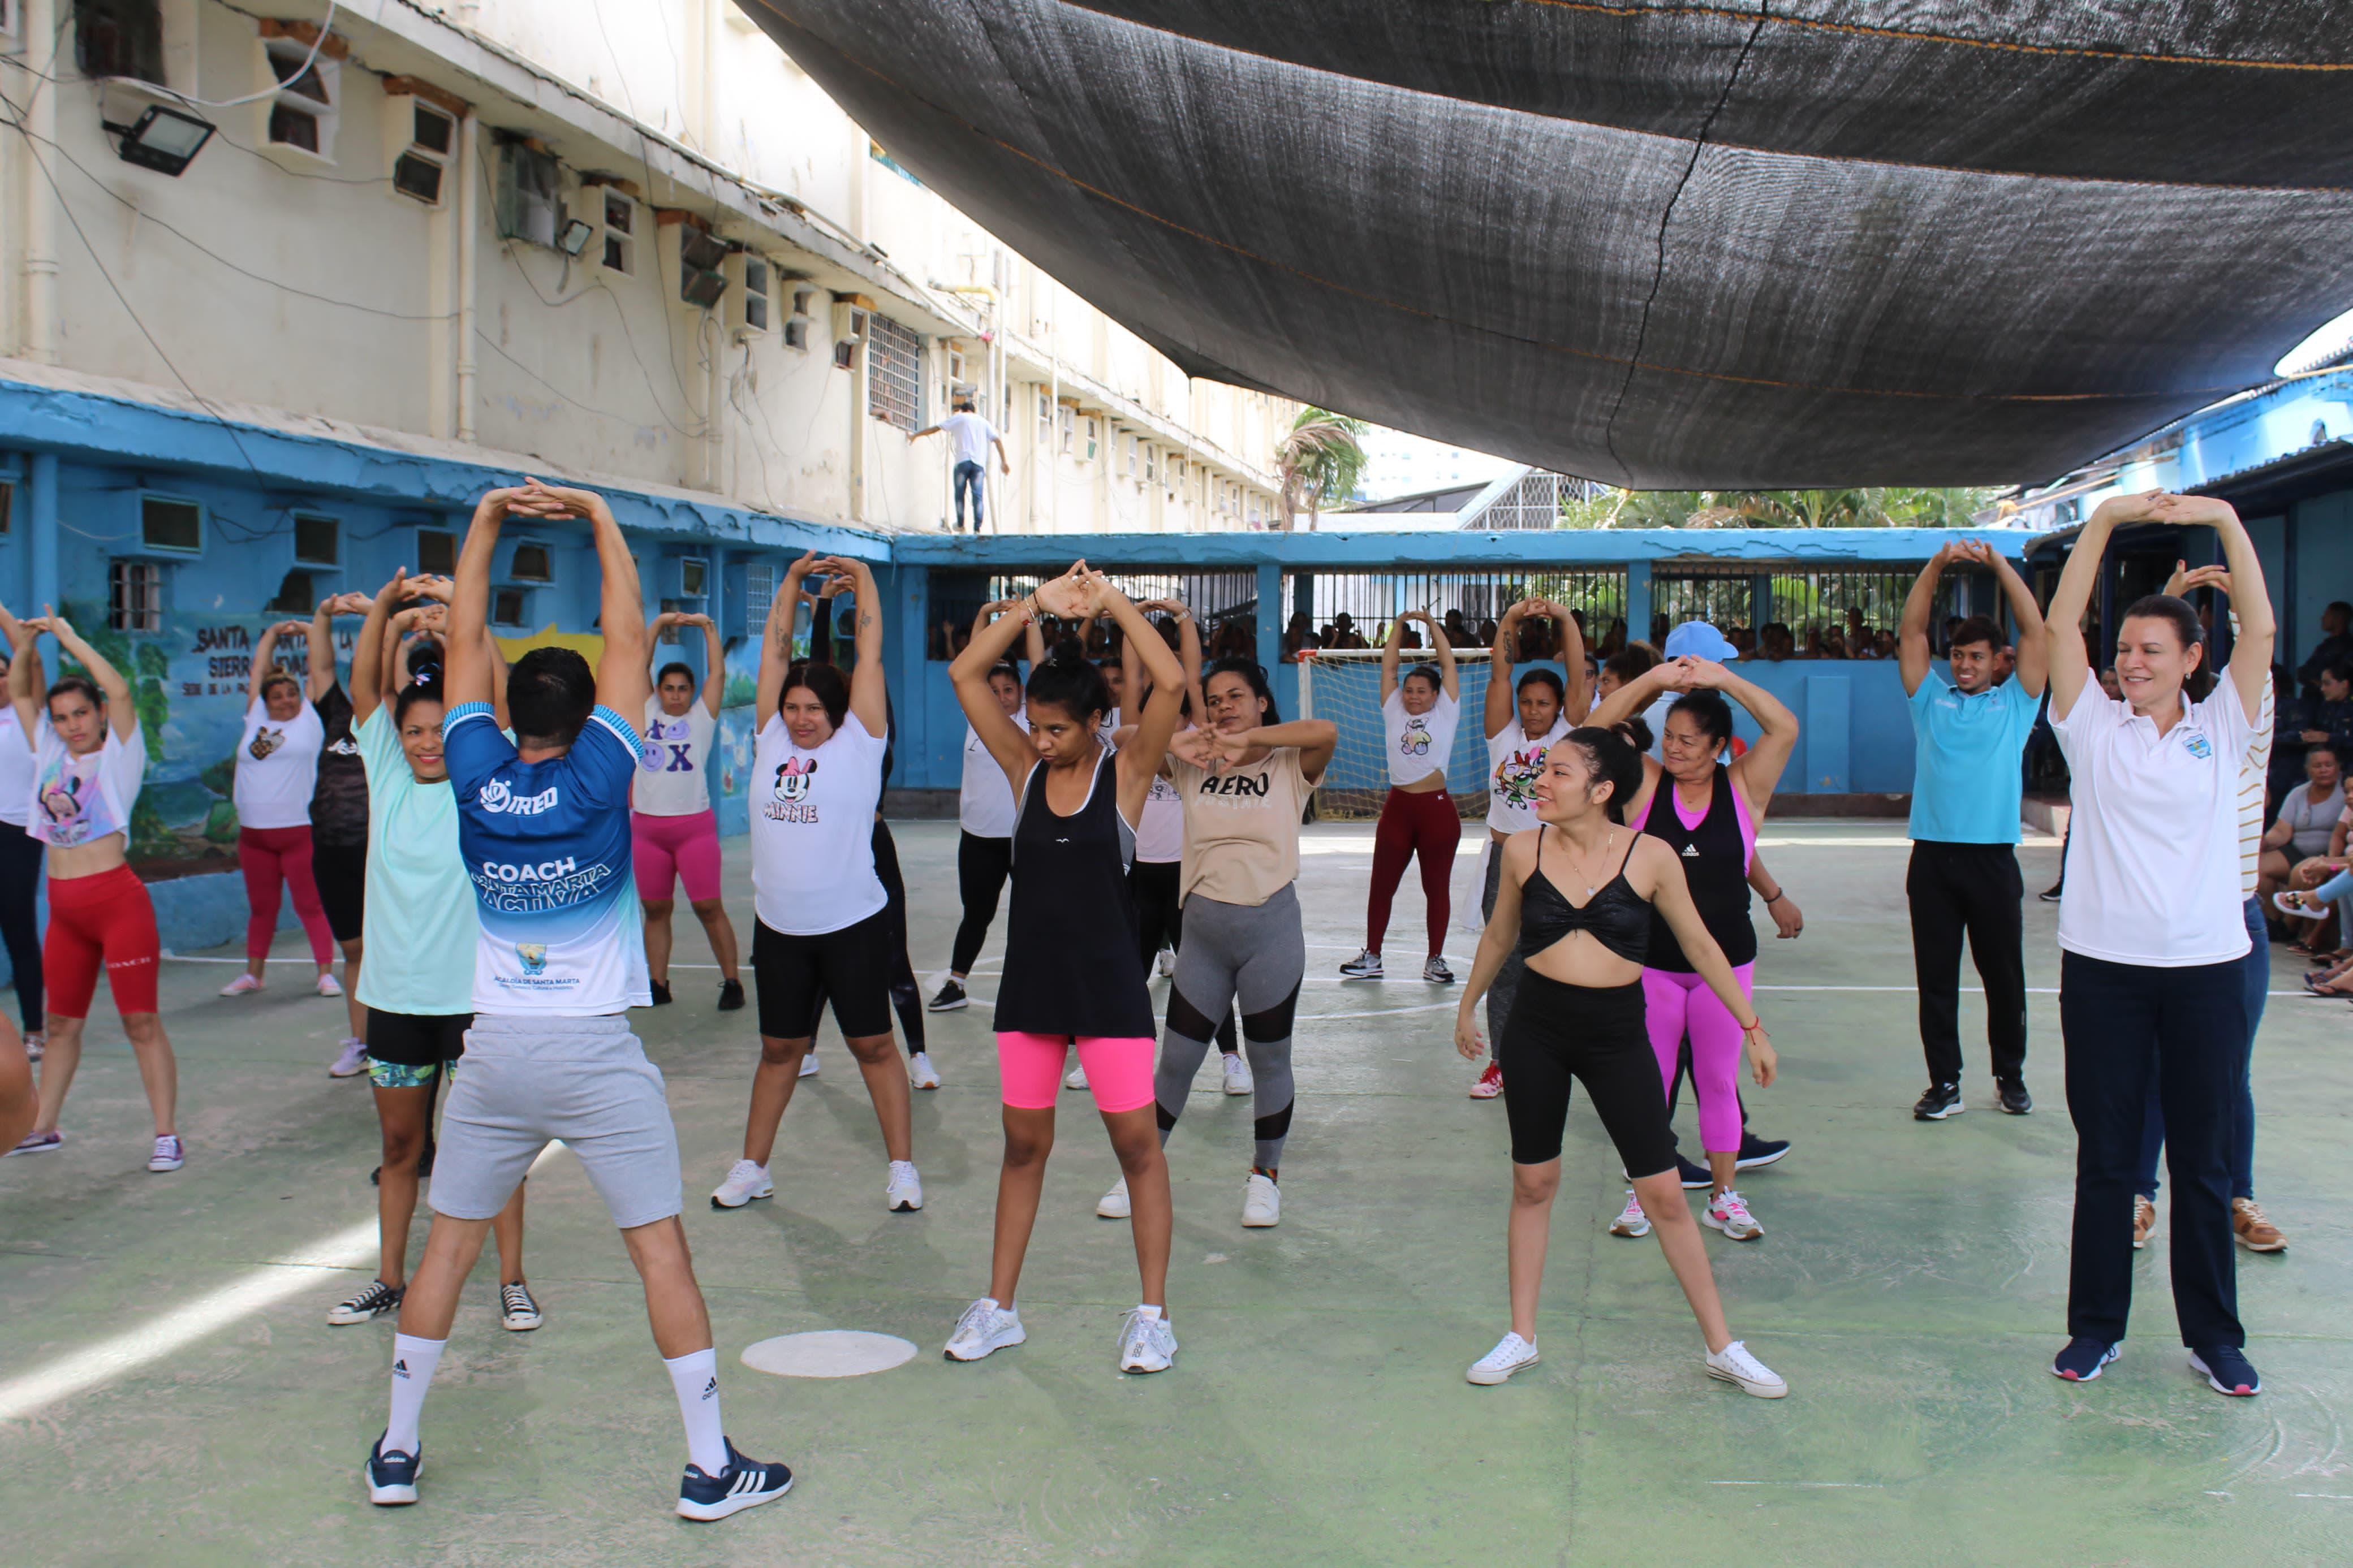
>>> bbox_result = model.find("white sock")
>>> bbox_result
[384,1333,445,1455]
[664,1348,728,1475]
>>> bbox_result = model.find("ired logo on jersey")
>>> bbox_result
[477,777,561,816]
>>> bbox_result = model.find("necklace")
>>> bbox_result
[1550,825,1618,898]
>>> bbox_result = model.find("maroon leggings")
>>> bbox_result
[238,824,335,968]
[1367,786,1460,957]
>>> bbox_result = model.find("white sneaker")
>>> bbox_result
[1703,1189,1764,1241]
[1117,1306,1177,1373]
[710,1159,774,1210]
[1338,949,1384,979]
[1705,1339,1787,1398]
[886,1160,924,1212]
[1608,1190,1650,1237]
[1097,1176,1132,1219]
[944,1298,1026,1362]
[1065,1059,1089,1091]
[1467,1331,1540,1385]
[147,1134,186,1173]
[798,1050,819,1078]
[908,1051,940,1090]
[329,1038,369,1078]
[316,971,345,998]
[24,1032,42,1063]
[1156,948,1175,978]
[1221,1053,1253,1096]
[1241,1172,1281,1227]
[219,973,263,997]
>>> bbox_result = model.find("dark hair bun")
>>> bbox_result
[1613,715,1653,753]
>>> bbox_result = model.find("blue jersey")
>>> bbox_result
[445,701,651,1015]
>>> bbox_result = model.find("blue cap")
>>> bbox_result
[1663,620,1738,662]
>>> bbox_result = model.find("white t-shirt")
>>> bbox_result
[2236,671,2276,897]
[959,713,1029,837]
[636,698,717,817]
[1486,717,1569,835]
[28,718,146,849]
[1137,771,1184,863]
[751,710,889,935]
[0,708,33,828]
[232,696,325,830]
[941,411,999,468]
[1383,688,1459,788]
[2053,681,2259,967]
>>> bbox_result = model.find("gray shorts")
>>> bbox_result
[427,1013,683,1232]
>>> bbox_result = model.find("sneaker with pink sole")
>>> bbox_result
[219,973,264,996]
[1703,1189,1764,1241]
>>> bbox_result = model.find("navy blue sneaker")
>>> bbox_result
[1675,1154,1712,1189]
[2050,1337,2121,1382]
[676,1439,794,1522]
[2189,1345,2260,1397]
[365,1433,421,1505]
[1734,1133,1790,1170]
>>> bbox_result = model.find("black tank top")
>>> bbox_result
[1637,767,1757,973]
[1516,831,1648,964]
[992,748,1156,1038]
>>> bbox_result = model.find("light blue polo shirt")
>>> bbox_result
[1907,675,2039,844]
[354,706,479,1016]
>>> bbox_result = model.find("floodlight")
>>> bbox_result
[104,104,216,178]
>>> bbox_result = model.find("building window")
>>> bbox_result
[600,188,634,274]
[76,0,164,86]
[416,527,456,576]
[109,559,162,633]
[1058,405,1075,454]
[1037,392,1053,448]
[141,495,202,553]
[866,313,923,431]
[293,512,338,565]
[391,100,456,206]
[266,569,316,613]
[263,35,340,161]
[494,136,561,249]
[510,541,553,582]
[491,587,528,626]
[1144,444,1157,484]
[1123,433,1138,478]
[0,480,12,536]
[1081,416,1099,463]
[680,558,709,598]
[734,255,770,335]
[744,560,779,626]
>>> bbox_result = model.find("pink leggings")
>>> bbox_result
[997,1032,1157,1114]
[238,824,334,968]
[1641,964,1753,1156]
[632,809,723,902]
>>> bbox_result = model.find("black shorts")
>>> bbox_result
[313,839,367,944]
[753,911,894,1040]
[1497,970,1678,1178]
[365,1008,472,1068]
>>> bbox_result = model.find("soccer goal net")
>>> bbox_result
[1298,648,1496,822]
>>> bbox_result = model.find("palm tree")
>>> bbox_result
[1561,484,2005,529]
[1276,409,1369,530]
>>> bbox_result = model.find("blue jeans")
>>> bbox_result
[2135,896,2265,1201]
[952,460,985,529]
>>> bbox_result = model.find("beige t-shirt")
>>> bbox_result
[1169,746,1309,908]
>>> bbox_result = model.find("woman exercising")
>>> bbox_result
[220,621,340,1000]
[1455,723,1783,1397]
[928,602,1044,1014]
[943,565,1188,1374]
[636,611,745,1012]
[1343,610,1461,984]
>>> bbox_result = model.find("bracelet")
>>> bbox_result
[1763,889,1786,904]
[1741,1018,1765,1034]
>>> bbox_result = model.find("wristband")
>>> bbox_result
[1740,1018,1765,1034]
[1763,889,1787,904]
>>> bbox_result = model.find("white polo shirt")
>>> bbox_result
[2052,680,2260,967]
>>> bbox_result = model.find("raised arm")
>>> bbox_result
[1380,609,1404,704]
[306,596,340,702]
[1640,841,1773,1085]
[954,578,1068,792]
[1972,542,2048,697]
[249,621,298,705]
[1095,577,1187,820]
[447,488,524,709]
[1898,544,1953,697]
[757,553,820,724]
[2,608,40,750]
[351,570,408,728]
[816,556,887,737]
[1421,612,1460,702]
[40,610,134,740]
[2045,493,2159,722]
[688,615,725,716]
[528,481,648,717]
[1688,660,1800,812]
[1485,602,1525,738]
[1556,598,1591,722]
[2149,494,2274,723]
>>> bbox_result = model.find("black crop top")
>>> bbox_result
[1515,832,1649,964]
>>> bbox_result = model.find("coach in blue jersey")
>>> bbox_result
[1898,539,2048,1125]
[361,479,792,1523]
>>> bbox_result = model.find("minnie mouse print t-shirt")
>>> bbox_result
[749,709,889,936]
[28,718,147,850]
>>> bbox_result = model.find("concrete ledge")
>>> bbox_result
[882,789,961,819]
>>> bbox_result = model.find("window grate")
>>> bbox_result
[866,313,923,431]
[109,559,162,633]
[744,561,780,628]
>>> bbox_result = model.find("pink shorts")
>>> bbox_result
[997,1033,1157,1113]
[632,809,722,903]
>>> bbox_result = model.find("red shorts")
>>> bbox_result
[632,809,723,904]
[45,863,162,1019]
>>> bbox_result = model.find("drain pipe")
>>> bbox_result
[455,110,480,442]
[19,0,59,364]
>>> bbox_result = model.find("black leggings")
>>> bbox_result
[0,820,42,1030]
[870,820,924,1051]
[1498,969,1678,1177]
[950,830,1015,976]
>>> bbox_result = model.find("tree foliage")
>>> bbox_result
[1276,409,1369,530]
[1559,485,2002,530]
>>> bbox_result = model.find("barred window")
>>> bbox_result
[866,313,923,431]
[109,559,163,633]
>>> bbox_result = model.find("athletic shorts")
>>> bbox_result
[312,839,367,944]
[44,865,161,1019]
[427,1013,682,1231]
[997,1032,1157,1114]
[365,1007,470,1088]
[752,912,893,1040]
[633,809,723,904]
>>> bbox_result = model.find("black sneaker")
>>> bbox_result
[1734,1133,1790,1170]
[328,1278,404,1325]
[2188,1345,2261,1397]
[1914,1082,1964,1121]
[717,978,746,1012]
[926,978,968,1012]
[676,1438,795,1522]
[2050,1336,2120,1382]
[1997,1080,2033,1116]
[1675,1154,1711,1189]
[365,1433,422,1505]
[2037,884,2063,904]
[650,979,674,1006]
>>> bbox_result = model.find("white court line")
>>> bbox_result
[1712,1480,1885,1489]
[0,1142,569,1424]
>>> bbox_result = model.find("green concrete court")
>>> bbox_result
[3,820,2351,1566]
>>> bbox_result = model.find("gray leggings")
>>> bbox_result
[1480,843,1522,1061]
[1155,883,1305,1171]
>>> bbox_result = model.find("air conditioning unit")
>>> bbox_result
[678,225,730,310]
[831,299,869,370]
[727,253,772,339]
